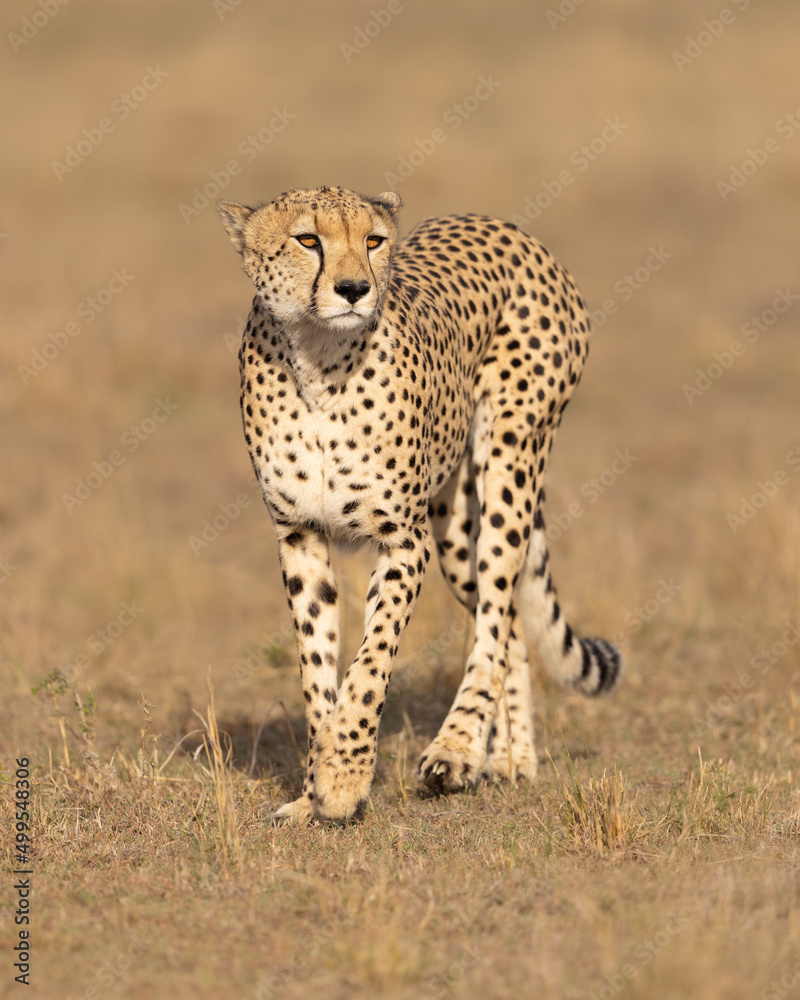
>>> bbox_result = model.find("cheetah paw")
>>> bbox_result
[272,795,316,826]
[311,761,369,823]
[416,743,485,797]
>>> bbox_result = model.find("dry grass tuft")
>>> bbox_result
[548,747,647,855]
[666,751,775,844]
[190,676,244,867]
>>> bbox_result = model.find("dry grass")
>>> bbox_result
[6,666,800,999]
[547,749,648,855]
[3,0,800,997]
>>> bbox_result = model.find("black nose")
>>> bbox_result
[334,280,370,305]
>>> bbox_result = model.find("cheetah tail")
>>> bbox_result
[515,515,623,696]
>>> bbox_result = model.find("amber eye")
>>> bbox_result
[295,234,320,249]
[366,235,385,250]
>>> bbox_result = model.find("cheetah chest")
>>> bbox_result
[253,402,405,544]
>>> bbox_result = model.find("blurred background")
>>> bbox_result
[2,0,799,775]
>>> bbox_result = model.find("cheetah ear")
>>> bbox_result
[217,200,255,255]
[370,192,402,218]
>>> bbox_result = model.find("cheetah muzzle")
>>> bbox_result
[217,185,622,823]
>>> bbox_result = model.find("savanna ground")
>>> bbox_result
[2,1,800,997]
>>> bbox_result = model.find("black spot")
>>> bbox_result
[490,513,504,528]
[317,581,338,605]
[287,576,303,596]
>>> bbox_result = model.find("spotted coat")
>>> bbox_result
[218,186,621,822]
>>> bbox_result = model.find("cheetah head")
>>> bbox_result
[217,186,401,334]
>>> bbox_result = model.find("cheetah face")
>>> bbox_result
[218,187,401,334]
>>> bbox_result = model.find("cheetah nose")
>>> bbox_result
[334,279,370,305]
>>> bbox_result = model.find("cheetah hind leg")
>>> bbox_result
[483,605,537,783]
[425,438,537,792]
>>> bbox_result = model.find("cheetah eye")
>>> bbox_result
[295,234,320,249]
[366,235,385,250]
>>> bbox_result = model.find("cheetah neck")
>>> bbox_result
[284,316,378,410]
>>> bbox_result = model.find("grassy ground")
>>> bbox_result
[2,0,800,997]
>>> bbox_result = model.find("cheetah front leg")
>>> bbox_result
[272,527,341,824]
[310,529,431,822]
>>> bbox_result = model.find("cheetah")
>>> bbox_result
[217,186,622,823]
